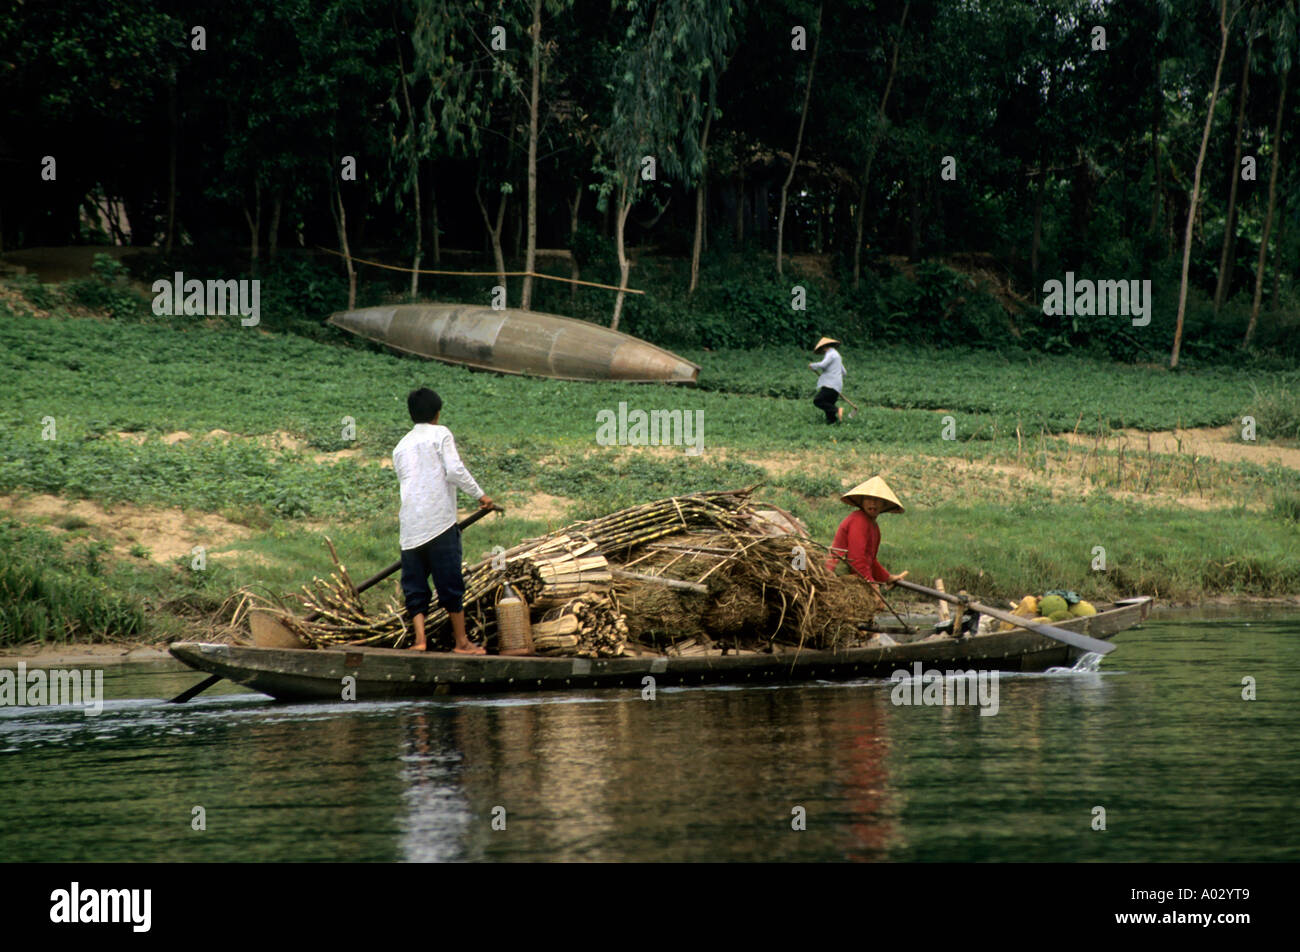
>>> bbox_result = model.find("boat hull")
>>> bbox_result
[327,304,700,384]
[169,598,1151,702]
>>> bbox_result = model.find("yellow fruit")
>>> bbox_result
[1012,595,1039,617]
[1070,600,1097,617]
[1032,616,1051,623]
[1047,609,1071,622]
[1039,594,1068,616]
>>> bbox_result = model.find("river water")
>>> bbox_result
[2,608,1297,862]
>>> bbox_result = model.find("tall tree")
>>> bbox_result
[1244,0,1297,344]
[1214,5,1260,312]
[1171,0,1240,369]
[1244,67,1288,344]
[776,2,822,276]
[852,0,908,291]
[597,0,733,329]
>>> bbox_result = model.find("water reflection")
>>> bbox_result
[2,612,1298,861]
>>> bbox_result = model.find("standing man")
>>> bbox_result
[809,335,845,424]
[393,387,493,654]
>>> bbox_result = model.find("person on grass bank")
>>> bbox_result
[809,336,845,424]
[825,476,909,589]
[393,387,493,654]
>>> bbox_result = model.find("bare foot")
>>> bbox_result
[408,643,427,651]
[452,644,486,655]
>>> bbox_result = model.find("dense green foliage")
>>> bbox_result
[3,0,1297,362]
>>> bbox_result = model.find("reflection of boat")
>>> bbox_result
[169,597,1150,701]
[327,304,699,384]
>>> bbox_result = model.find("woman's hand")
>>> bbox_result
[478,495,494,509]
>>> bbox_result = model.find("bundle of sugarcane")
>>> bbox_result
[419,489,758,643]
[531,593,628,657]
[568,489,756,555]
[506,537,611,604]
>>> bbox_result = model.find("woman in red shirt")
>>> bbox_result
[826,476,909,587]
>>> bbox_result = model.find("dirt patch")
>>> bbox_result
[0,281,52,319]
[729,452,807,478]
[2,493,252,563]
[263,430,309,453]
[162,430,191,445]
[1061,426,1300,470]
[509,492,575,525]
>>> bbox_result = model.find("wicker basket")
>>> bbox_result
[496,583,534,656]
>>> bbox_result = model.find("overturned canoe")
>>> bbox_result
[168,598,1151,702]
[327,304,699,384]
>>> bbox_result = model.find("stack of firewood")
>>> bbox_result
[531,593,628,657]
[507,537,612,604]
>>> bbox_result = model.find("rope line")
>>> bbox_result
[315,246,644,295]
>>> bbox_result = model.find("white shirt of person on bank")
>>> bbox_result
[810,346,844,393]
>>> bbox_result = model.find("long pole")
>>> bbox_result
[893,578,1116,655]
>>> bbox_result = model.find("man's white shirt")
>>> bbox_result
[393,423,484,550]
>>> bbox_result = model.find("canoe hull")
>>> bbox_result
[169,598,1151,702]
[327,304,699,384]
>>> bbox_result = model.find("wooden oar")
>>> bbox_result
[892,578,1117,656]
[167,505,504,704]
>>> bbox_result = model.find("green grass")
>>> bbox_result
[688,345,1300,434]
[0,521,146,645]
[0,302,1297,644]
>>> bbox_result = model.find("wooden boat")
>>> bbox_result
[327,304,700,384]
[168,597,1152,702]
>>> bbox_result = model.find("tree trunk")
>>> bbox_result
[1150,63,1163,237]
[410,167,422,298]
[610,185,632,331]
[1245,67,1287,347]
[165,65,178,255]
[1214,12,1257,312]
[853,0,908,289]
[569,184,582,304]
[475,184,508,295]
[331,179,356,309]
[1031,148,1047,302]
[268,192,281,260]
[431,182,441,265]
[1271,204,1286,308]
[396,36,422,298]
[1172,0,1236,369]
[689,108,713,295]
[734,165,745,246]
[776,2,823,276]
[242,181,261,277]
[521,0,542,310]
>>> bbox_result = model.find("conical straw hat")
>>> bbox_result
[841,475,904,513]
[813,336,841,351]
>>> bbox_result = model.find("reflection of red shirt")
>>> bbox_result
[826,510,890,582]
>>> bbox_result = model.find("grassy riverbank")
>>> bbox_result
[2,298,1298,646]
